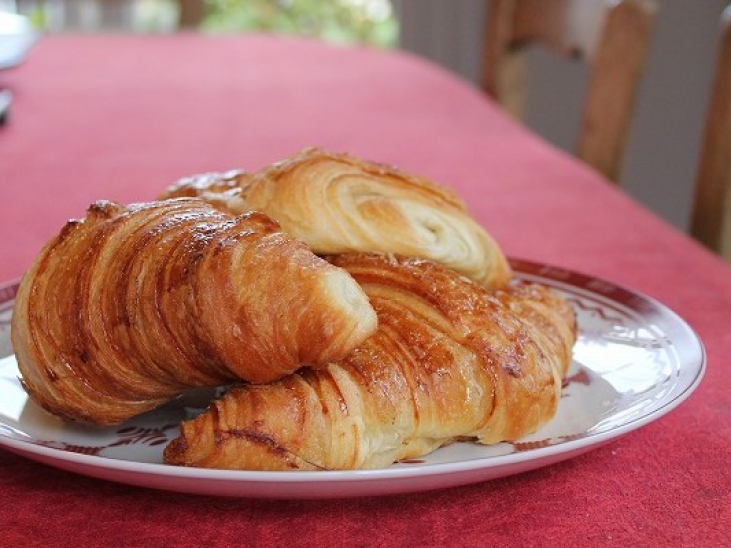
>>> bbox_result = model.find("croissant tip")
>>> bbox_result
[87,200,124,218]
[163,437,189,465]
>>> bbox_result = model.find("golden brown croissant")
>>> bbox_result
[164,253,576,471]
[161,148,512,288]
[11,199,377,425]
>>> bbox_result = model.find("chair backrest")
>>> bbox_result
[690,6,731,260]
[177,0,204,29]
[481,0,658,183]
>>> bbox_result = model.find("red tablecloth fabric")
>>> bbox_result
[0,34,728,547]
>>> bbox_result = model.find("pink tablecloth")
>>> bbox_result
[0,34,728,546]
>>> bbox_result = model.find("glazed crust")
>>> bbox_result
[11,199,377,425]
[164,253,576,471]
[161,148,512,288]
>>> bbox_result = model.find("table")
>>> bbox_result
[0,34,728,547]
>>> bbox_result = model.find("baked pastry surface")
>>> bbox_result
[161,148,512,288]
[11,199,377,425]
[164,253,576,471]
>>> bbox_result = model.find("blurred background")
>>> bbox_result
[1,0,727,232]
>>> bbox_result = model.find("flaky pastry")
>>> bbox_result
[164,253,576,471]
[161,148,512,288]
[11,199,377,425]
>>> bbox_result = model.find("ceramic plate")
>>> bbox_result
[0,259,705,499]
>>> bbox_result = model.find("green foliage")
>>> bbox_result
[201,0,399,48]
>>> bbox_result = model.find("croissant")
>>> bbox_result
[161,148,512,288]
[11,199,377,425]
[164,253,576,471]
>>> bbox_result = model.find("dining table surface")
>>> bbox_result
[0,33,728,547]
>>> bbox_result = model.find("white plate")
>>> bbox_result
[0,260,705,499]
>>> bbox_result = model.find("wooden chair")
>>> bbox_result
[177,0,204,29]
[481,0,658,183]
[690,6,731,260]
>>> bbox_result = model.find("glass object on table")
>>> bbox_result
[0,10,37,124]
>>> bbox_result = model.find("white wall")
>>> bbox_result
[396,0,728,231]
